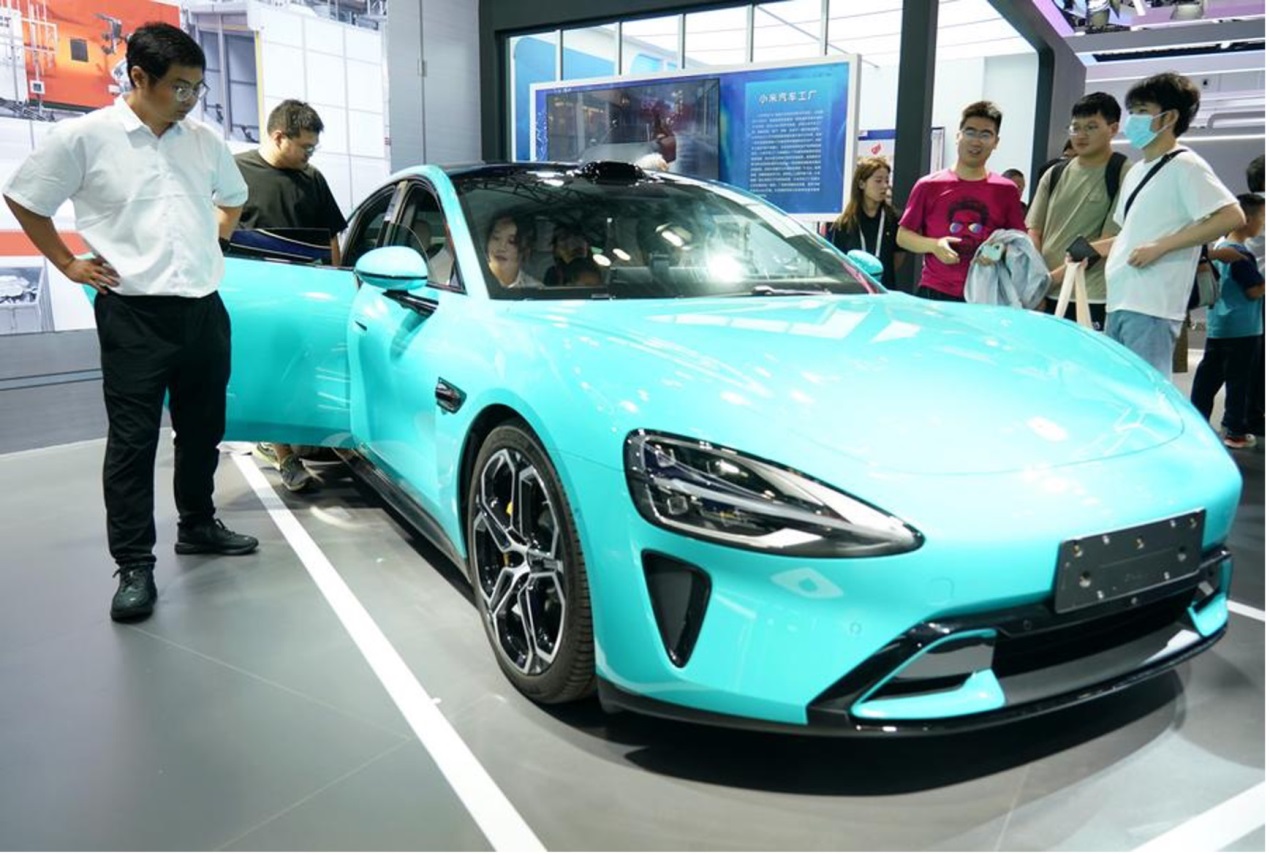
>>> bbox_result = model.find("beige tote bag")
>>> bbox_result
[1053,261,1094,329]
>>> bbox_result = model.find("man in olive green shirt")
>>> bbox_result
[1027,92,1132,330]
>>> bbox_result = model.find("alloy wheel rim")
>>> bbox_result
[471,447,567,675]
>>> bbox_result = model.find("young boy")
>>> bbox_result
[1190,193,1265,450]
[1103,72,1244,375]
[897,101,1026,302]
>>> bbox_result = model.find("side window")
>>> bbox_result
[387,184,463,292]
[342,184,401,268]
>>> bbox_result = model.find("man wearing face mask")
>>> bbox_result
[1102,72,1244,376]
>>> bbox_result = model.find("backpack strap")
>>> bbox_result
[1046,158,1069,197]
[1104,151,1128,203]
[1047,151,1127,207]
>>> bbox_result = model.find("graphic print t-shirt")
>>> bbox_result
[898,170,1027,297]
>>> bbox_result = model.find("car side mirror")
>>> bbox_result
[847,249,884,280]
[354,246,429,291]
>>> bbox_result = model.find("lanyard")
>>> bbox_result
[858,209,885,258]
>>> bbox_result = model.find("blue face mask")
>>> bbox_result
[1124,112,1170,150]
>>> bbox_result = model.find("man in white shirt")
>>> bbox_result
[1103,72,1244,375]
[3,22,257,623]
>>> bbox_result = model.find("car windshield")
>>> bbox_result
[452,164,878,300]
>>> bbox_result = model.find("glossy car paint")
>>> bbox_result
[217,165,1242,728]
[219,261,355,448]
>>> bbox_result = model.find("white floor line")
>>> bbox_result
[230,455,545,852]
[1132,782,1265,852]
[1229,600,1267,623]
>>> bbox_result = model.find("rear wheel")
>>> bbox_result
[466,421,595,702]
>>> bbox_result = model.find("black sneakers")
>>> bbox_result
[175,519,260,555]
[110,564,157,622]
[111,523,258,621]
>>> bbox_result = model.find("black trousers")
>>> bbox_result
[1248,333,1264,434]
[1190,334,1258,435]
[95,292,231,568]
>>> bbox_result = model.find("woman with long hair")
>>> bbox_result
[830,156,906,288]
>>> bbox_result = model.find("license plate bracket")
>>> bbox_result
[1053,511,1205,614]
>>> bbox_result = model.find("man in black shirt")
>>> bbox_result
[237,100,348,491]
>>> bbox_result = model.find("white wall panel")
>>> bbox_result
[345,60,382,110]
[932,57,986,171]
[315,105,349,154]
[984,52,1039,195]
[0,117,33,162]
[349,156,391,208]
[422,0,481,164]
[347,109,384,159]
[386,0,423,168]
[303,16,344,56]
[251,5,303,48]
[345,26,382,64]
[859,64,899,132]
[311,152,353,216]
[261,42,306,101]
[305,51,348,109]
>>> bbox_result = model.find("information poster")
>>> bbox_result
[532,57,859,219]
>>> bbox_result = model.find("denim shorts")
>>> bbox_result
[1105,310,1183,377]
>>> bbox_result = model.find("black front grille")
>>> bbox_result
[992,589,1194,677]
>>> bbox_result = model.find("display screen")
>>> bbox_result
[532,59,856,219]
[542,79,720,179]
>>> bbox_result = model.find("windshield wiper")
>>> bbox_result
[750,284,831,296]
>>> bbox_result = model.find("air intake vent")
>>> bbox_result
[642,552,711,667]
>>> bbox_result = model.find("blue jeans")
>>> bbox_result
[1105,310,1183,377]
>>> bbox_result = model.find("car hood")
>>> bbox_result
[505,294,1188,476]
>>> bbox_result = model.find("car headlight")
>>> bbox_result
[624,431,923,557]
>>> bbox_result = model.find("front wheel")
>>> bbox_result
[466,421,595,703]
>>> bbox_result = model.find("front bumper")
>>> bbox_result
[598,547,1230,735]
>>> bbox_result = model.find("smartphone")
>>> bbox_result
[980,242,1004,263]
[1066,235,1102,264]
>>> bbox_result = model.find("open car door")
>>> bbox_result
[217,255,357,447]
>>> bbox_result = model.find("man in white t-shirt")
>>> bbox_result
[1103,72,1244,375]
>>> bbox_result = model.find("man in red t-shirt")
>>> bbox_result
[898,100,1027,301]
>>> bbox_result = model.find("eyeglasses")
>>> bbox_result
[170,81,208,103]
[294,140,319,155]
[1068,122,1105,136]
[960,128,996,142]
[948,221,984,235]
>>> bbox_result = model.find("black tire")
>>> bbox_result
[466,420,596,703]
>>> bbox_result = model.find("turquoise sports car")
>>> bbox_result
[219,162,1241,734]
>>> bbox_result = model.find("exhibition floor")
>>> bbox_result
[0,331,1264,851]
